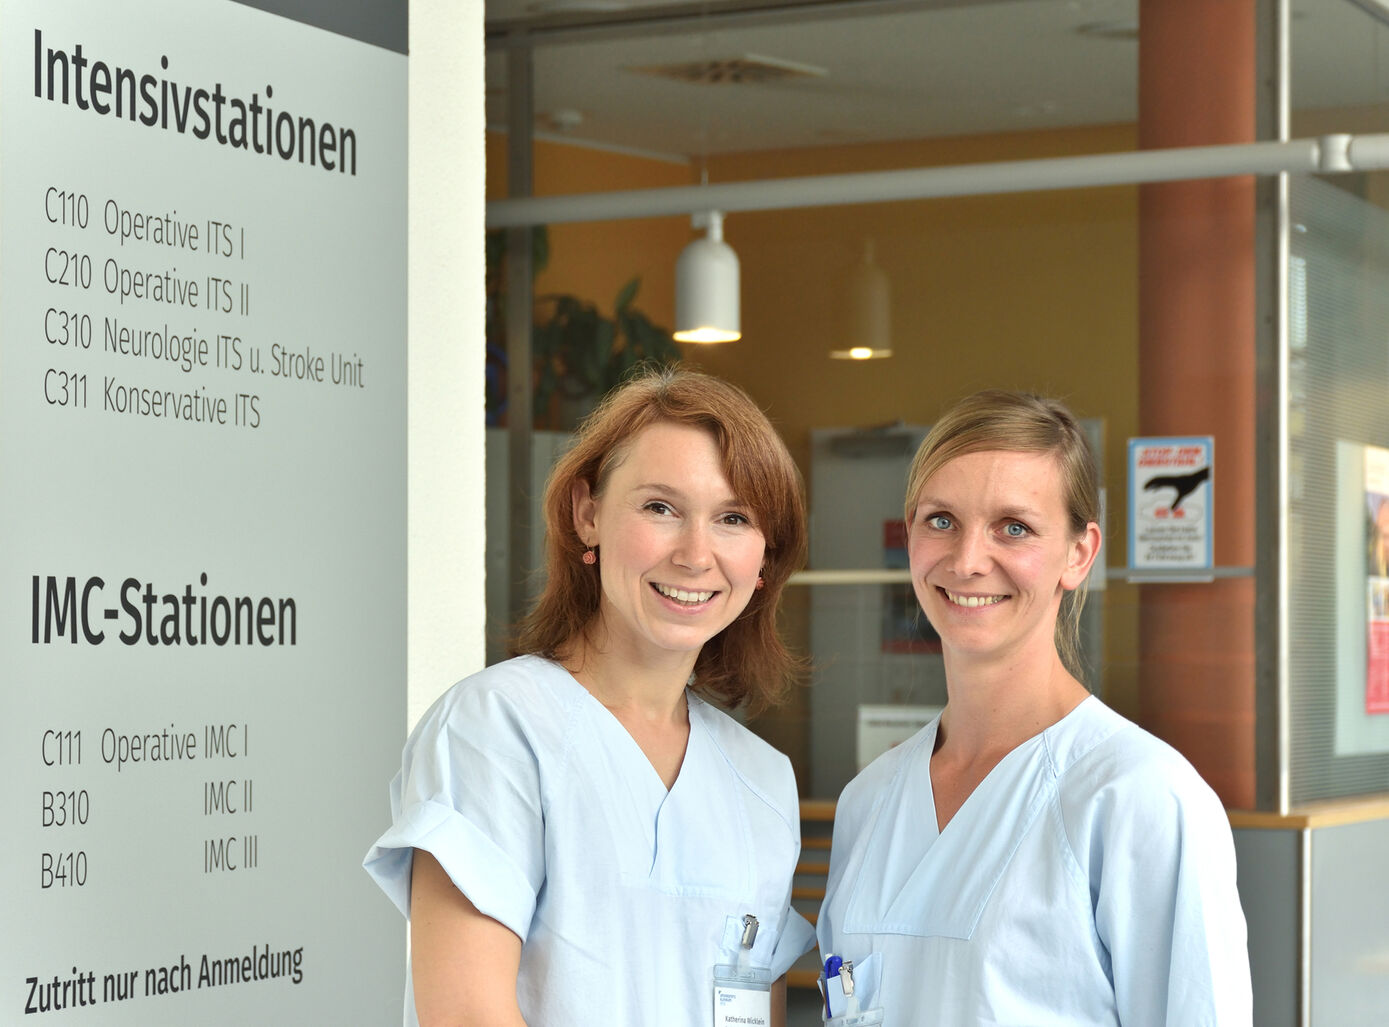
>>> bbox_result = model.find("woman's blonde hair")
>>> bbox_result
[904,389,1100,678]
[511,366,807,713]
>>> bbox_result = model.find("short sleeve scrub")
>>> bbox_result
[365,655,815,1026]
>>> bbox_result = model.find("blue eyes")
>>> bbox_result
[920,513,1030,538]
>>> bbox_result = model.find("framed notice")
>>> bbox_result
[1,1,405,1022]
[1333,442,1389,754]
[1363,446,1389,714]
[1127,436,1214,572]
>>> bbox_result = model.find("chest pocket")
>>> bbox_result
[717,912,784,968]
[843,744,1054,940]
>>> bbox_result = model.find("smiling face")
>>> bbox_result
[573,421,767,670]
[907,449,1099,670]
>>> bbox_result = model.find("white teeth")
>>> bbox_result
[944,590,1005,608]
[655,584,714,604]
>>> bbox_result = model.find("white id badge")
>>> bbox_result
[712,964,774,1027]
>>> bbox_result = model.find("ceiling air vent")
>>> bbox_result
[628,54,827,86]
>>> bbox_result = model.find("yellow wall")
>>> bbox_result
[696,124,1138,472]
[491,123,1140,494]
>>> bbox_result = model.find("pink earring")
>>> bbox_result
[582,547,597,566]
[755,575,765,590]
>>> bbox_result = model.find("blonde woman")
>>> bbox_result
[817,390,1251,1025]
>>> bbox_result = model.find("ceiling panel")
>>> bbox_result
[484,0,1389,159]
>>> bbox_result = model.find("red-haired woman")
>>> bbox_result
[367,368,814,1026]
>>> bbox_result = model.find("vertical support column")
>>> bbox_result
[1253,0,1291,814]
[506,39,535,627]
[1138,0,1257,807]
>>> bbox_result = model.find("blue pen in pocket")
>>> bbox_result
[821,954,842,1017]
[821,954,882,1025]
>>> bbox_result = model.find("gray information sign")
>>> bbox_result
[2,0,406,1020]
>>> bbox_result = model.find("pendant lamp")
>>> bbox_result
[674,210,740,343]
[831,239,892,360]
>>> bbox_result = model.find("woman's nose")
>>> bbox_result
[949,527,992,576]
[673,522,714,570]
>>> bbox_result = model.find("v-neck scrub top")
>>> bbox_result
[364,655,815,1026]
[817,697,1252,1026]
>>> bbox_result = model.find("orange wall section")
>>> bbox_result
[488,132,693,329]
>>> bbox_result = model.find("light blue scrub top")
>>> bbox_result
[364,655,815,1026]
[817,697,1252,1026]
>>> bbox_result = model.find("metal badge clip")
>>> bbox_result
[740,914,759,949]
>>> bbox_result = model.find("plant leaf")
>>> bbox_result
[614,276,640,314]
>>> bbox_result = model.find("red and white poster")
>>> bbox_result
[1364,446,1389,713]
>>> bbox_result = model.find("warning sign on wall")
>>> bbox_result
[1127,436,1214,571]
